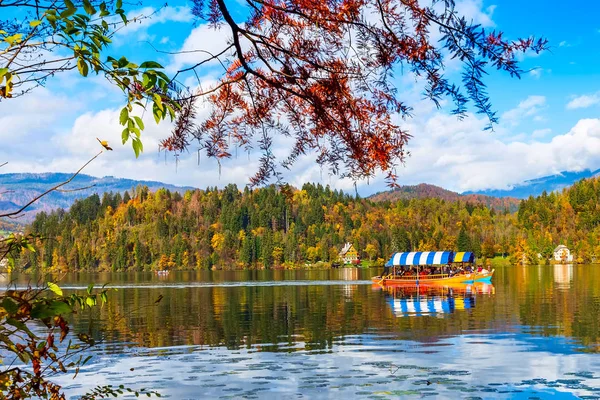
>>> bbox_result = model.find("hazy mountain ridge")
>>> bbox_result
[465,169,600,199]
[3,169,599,227]
[0,173,195,223]
[369,183,521,212]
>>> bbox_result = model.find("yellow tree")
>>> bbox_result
[365,243,378,261]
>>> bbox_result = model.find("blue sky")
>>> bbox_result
[1,0,600,195]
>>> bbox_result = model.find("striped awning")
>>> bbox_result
[385,251,453,267]
[454,252,475,263]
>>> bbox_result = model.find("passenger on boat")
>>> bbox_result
[382,265,391,276]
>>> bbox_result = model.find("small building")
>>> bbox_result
[553,245,573,263]
[339,242,359,264]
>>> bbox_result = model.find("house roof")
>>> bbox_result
[554,245,569,252]
[339,242,354,256]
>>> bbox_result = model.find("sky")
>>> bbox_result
[1,0,600,196]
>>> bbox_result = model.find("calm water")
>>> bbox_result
[5,265,600,399]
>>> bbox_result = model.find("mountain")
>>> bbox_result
[465,169,600,199]
[0,173,195,223]
[369,183,521,212]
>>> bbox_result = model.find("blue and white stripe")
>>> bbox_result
[386,251,453,266]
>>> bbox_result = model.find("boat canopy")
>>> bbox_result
[454,252,475,263]
[385,251,453,267]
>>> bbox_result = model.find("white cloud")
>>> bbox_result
[3,86,600,197]
[108,6,193,47]
[566,93,600,110]
[454,0,496,27]
[168,24,234,74]
[369,114,600,193]
[529,68,551,79]
[532,128,552,138]
[501,95,546,126]
[120,6,193,35]
[529,69,542,79]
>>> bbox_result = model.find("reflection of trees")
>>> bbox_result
[509,265,600,349]
[70,266,600,353]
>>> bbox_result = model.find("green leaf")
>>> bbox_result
[130,126,140,137]
[132,138,143,158]
[85,297,95,307]
[83,0,97,15]
[154,71,171,84]
[1,297,18,315]
[152,102,162,124]
[46,14,57,28]
[77,58,89,77]
[6,318,35,338]
[166,105,176,121]
[29,20,42,28]
[4,33,23,46]
[0,68,8,84]
[47,282,63,296]
[64,0,75,10]
[99,2,110,17]
[134,116,145,130]
[119,107,129,125]
[117,56,129,68]
[31,303,52,319]
[122,127,129,144]
[116,0,123,8]
[153,93,163,111]
[48,300,73,315]
[60,6,76,18]
[140,61,163,69]
[142,72,157,89]
[87,283,94,295]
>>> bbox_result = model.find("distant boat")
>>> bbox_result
[372,251,494,286]
[155,270,170,276]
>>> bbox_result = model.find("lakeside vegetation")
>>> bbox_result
[14,176,600,272]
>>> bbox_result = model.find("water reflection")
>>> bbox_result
[379,283,494,317]
[554,264,573,289]
[6,265,600,398]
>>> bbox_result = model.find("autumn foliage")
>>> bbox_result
[162,0,547,185]
[19,176,600,272]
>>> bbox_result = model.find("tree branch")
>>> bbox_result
[0,151,103,218]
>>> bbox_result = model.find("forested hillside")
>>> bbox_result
[517,177,600,263]
[19,177,600,271]
[369,183,521,212]
[0,173,193,222]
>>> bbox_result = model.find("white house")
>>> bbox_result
[553,245,573,263]
[338,242,359,264]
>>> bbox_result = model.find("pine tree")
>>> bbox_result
[457,227,471,252]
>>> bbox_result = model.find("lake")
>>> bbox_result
[5,264,600,399]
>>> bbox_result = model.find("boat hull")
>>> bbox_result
[372,270,494,286]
